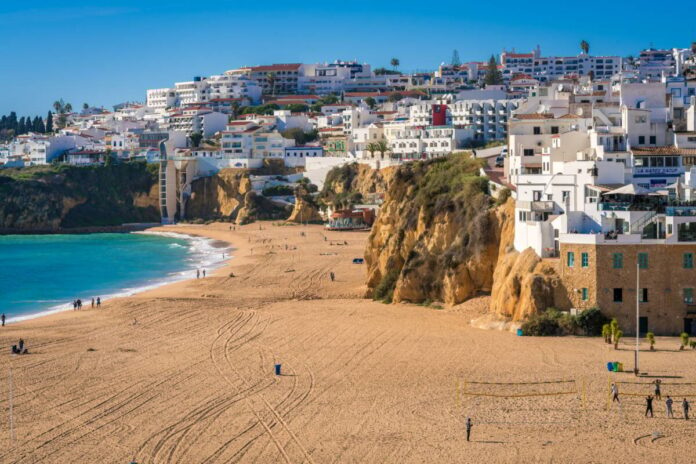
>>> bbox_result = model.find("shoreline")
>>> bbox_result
[4,226,235,325]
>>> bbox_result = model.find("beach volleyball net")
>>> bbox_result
[455,379,585,425]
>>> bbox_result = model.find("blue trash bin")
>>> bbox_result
[606,362,614,372]
[274,364,282,376]
[516,329,523,336]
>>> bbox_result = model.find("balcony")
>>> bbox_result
[517,200,555,212]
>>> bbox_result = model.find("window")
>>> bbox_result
[581,252,589,267]
[613,288,623,302]
[638,136,645,144]
[551,126,559,134]
[524,149,534,156]
[581,288,588,301]
[638,252,649,269]
[613,253,623,269]
[640,288,649,303]
[533,126,541,135]
[649,136,656,145]
[567,252,575,267]
[685,288,694,304]
[684,253,694,269]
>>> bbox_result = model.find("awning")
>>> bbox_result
[605,184,651,195]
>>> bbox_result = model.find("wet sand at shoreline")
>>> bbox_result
[2,222,696,463]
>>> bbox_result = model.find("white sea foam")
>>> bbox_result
[6,231,234,325]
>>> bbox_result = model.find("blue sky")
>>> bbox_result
[2,0,694,116]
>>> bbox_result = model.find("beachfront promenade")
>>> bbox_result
[2,223,696,462]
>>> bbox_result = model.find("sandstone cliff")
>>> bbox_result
[187,168,290,224]
[287,185,323,223]
[320,163,396,207]
[0,162,160,232]
[364,154,562,320]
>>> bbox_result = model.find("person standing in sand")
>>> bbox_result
[91,298,95,308]
[666,396,674,418]
[611,383,620,403]
[196,269,200,279]
[330,272,335,282]
[645,395,654,417]
[97,297,101,308]
[654,379,662,400]
[202,269,206,278]
[465,417,473,442]
[683,398,690,420]
[1,313,5,327]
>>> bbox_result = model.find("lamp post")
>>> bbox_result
[635,259,640,376]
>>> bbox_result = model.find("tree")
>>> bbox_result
[282,127,318,145]
[375,140,389,159]
[285,103,309,113]
[17,117,25,135]
[365,142,378,159]
[83,103,89,110]
[646,332,655,350]
[364,97,377,110]
[390,58,400,71]
[451,49,461,67]
[266,72,277,95]
[484,55,504,86]
[189,132,203,148]
[580,40,590,55]
[387,92,403,103]
[614,330,623,350]
[46,111,53,133]
[681,332,690,350]
[53,99,73,129]
[601,324,611,344]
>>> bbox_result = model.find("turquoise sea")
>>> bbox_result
[0,232,229,323]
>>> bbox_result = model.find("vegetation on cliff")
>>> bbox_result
[365,153,498,304]
[319,162,394,208]
[0,162,160,231]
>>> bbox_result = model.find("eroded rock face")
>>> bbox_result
[187,169,251,219]
[364,156,562,319]
[287,186,323,223]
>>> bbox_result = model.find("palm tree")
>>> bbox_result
[365,142,378,159]
[580,40,590,55]
[376,140,389,160]
[52,99,73,129]
[266,72,277,95]
[390,58,400,71]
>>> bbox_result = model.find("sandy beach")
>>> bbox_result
[2,222,696,463]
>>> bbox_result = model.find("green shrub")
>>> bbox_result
[681,332,690,349]
[373,268,400,303]
[521,309,563,336]
[495,188,511,206]
[576,307,609,336]
[262,185,294,196]
[602,324,611,343]
[646,332,655,350]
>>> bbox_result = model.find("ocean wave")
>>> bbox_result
[6,230,235,325]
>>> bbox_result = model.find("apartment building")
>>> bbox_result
[500,47,621,82]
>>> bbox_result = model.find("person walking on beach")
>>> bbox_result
[96,297,101,308]
[654,379,662,400]
[196,269,200,279]
[683,398,690,420]
[645,395,654,417]
[73,300,77,311]
[91,298,95,308]
[1,313,5,327]
[666,396,674,418]
[465,417,473,442]
[330,271,335,282]
[611,383,620,403]
[202,269,206,278]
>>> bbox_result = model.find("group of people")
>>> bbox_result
[11,338,27,355]
[196,269,206,279]
[72,297,101,310]
[611,380,691,419]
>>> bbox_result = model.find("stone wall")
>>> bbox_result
[560,243,696,335]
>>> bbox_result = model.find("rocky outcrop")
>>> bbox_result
[320,163,396,207]
[287,185,323,223]
[187,169,251,219]
[365,155,500,304]
[364,154,563,320]
[0,162,160,232]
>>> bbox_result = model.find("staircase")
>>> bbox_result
[630,211,657,234]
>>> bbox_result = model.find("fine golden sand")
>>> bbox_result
[2,223,696,463]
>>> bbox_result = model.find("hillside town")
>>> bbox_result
[4,43,696,334]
